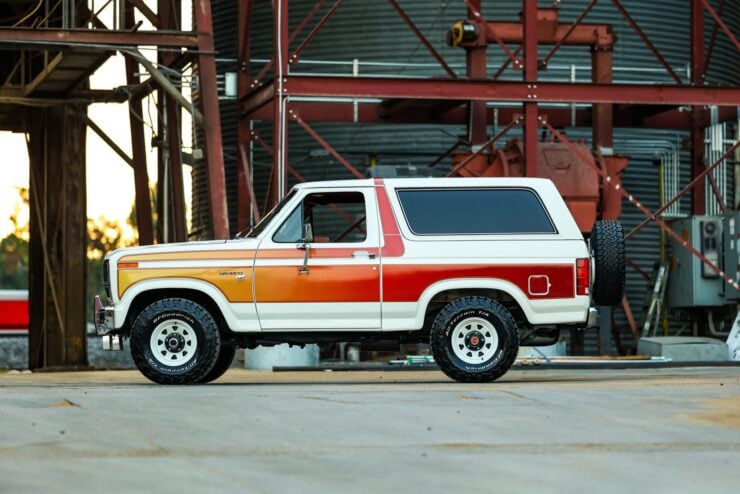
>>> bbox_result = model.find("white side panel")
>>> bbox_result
[381,279,590,332]
[258,303,382,330]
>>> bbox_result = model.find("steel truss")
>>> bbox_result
[239,0,740,291]
[0,0,228,243]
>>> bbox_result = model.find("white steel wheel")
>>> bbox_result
[149,319,198,367]
[451,317,499,365]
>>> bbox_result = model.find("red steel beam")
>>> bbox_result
[283,76,740,106]
[251,101,587,127]
[238,144,262,223]
[544,119,739,290]
[610,0,683,84]
[466,0,488,146]
[196,0,229,239]
[627,141,740,240]
[691,0,706,215]
[124,6,153,246]
[447,119,520,176]
[388,0,457,78]
[704,0,727,76]
[592,48,614,149]
[523,0,538,177]
[290,112,365,179]
[541,0,600,66]
[463,0,520,67]
[253,0,327,84]
[238,0,255,231]
[291,0,345,63]
[0,27,198,48]
[700,0,740,51]
[478,21,615,49]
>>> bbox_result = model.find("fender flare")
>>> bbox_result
[115,278,239,330]
[413,278,535,327]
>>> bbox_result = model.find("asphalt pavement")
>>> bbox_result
[1,367,738,494]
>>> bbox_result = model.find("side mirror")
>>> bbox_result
[302,223,314,243]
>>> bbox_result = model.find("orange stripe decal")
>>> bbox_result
[255,265,380,303]
[121,250,255,262]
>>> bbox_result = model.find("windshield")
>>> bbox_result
[236,189,298,239]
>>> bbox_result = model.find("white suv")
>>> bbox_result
[95,178,625,384]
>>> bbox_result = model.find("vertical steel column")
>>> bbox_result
[691,0,706,215]
[592,49,614,149]
[523,0,538,177]
[159,0,186,243]
[124,5,154,245]
[238,0,256,230]
[267,0,290,208]
[195,0,230,239]
[466,0,487,146]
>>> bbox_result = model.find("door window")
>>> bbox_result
[273,191,367,244]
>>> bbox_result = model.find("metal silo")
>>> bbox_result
[210,1,739,352]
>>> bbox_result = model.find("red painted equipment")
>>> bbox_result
[451,139,628,232]
[0,290,28,334]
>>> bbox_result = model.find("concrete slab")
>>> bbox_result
[0,368,739,494]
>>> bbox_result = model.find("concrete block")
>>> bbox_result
[246,344,320,370]
[638,336,729,362]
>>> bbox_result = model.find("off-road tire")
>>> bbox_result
[430,297,519,383]
[196,344,236,384]
[591,220,625,306]
[130,298,222,385]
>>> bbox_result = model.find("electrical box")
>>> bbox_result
[667,216,726,308]
[723,211,740,303]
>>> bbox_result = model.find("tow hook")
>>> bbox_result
[102,334,123,351]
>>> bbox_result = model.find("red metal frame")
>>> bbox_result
[237,0,739,274]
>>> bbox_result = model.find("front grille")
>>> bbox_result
[103,260,111,299]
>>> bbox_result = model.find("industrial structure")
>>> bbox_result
[0,1,738,367]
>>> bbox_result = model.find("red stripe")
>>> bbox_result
[374,180,405,257]
[0,300,29,330]
[383,264,575,301]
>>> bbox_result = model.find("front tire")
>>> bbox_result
[431,297,519,383]
[130,298,222,385]
[196,344,236,384]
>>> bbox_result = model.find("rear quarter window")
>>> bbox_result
[396,188,556,235]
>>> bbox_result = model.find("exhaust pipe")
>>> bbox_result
[102,334,123,351]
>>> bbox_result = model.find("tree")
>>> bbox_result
[0,187,29,290]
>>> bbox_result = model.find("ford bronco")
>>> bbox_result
[94,178,625,384]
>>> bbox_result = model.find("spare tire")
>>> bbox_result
[591,220,625,306]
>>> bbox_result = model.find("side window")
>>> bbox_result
[272,203,303,243]
[397,188,556,235]
[273,191,367,243]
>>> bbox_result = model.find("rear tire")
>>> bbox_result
[196,344,236,383]
[591,220,626,306]
[430,297,518,383]
[130,298,222,385]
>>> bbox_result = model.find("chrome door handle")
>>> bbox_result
[352,250,376,259]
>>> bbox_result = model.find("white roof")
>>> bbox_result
[293,177,555,190]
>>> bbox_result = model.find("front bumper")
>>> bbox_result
[94,295,115,335]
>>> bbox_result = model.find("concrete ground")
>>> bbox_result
[0,367,738,494]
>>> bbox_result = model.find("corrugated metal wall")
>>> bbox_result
[206,1,739,352]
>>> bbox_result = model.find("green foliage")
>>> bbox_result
[0,234,28,290]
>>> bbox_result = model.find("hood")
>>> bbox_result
[106,238,260,262]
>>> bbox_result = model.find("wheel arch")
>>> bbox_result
[416,279,533,330]
[118,279,237,336]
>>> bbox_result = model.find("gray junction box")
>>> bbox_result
[667,214,739,308]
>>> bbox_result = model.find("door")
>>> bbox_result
[254,188,381,330]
